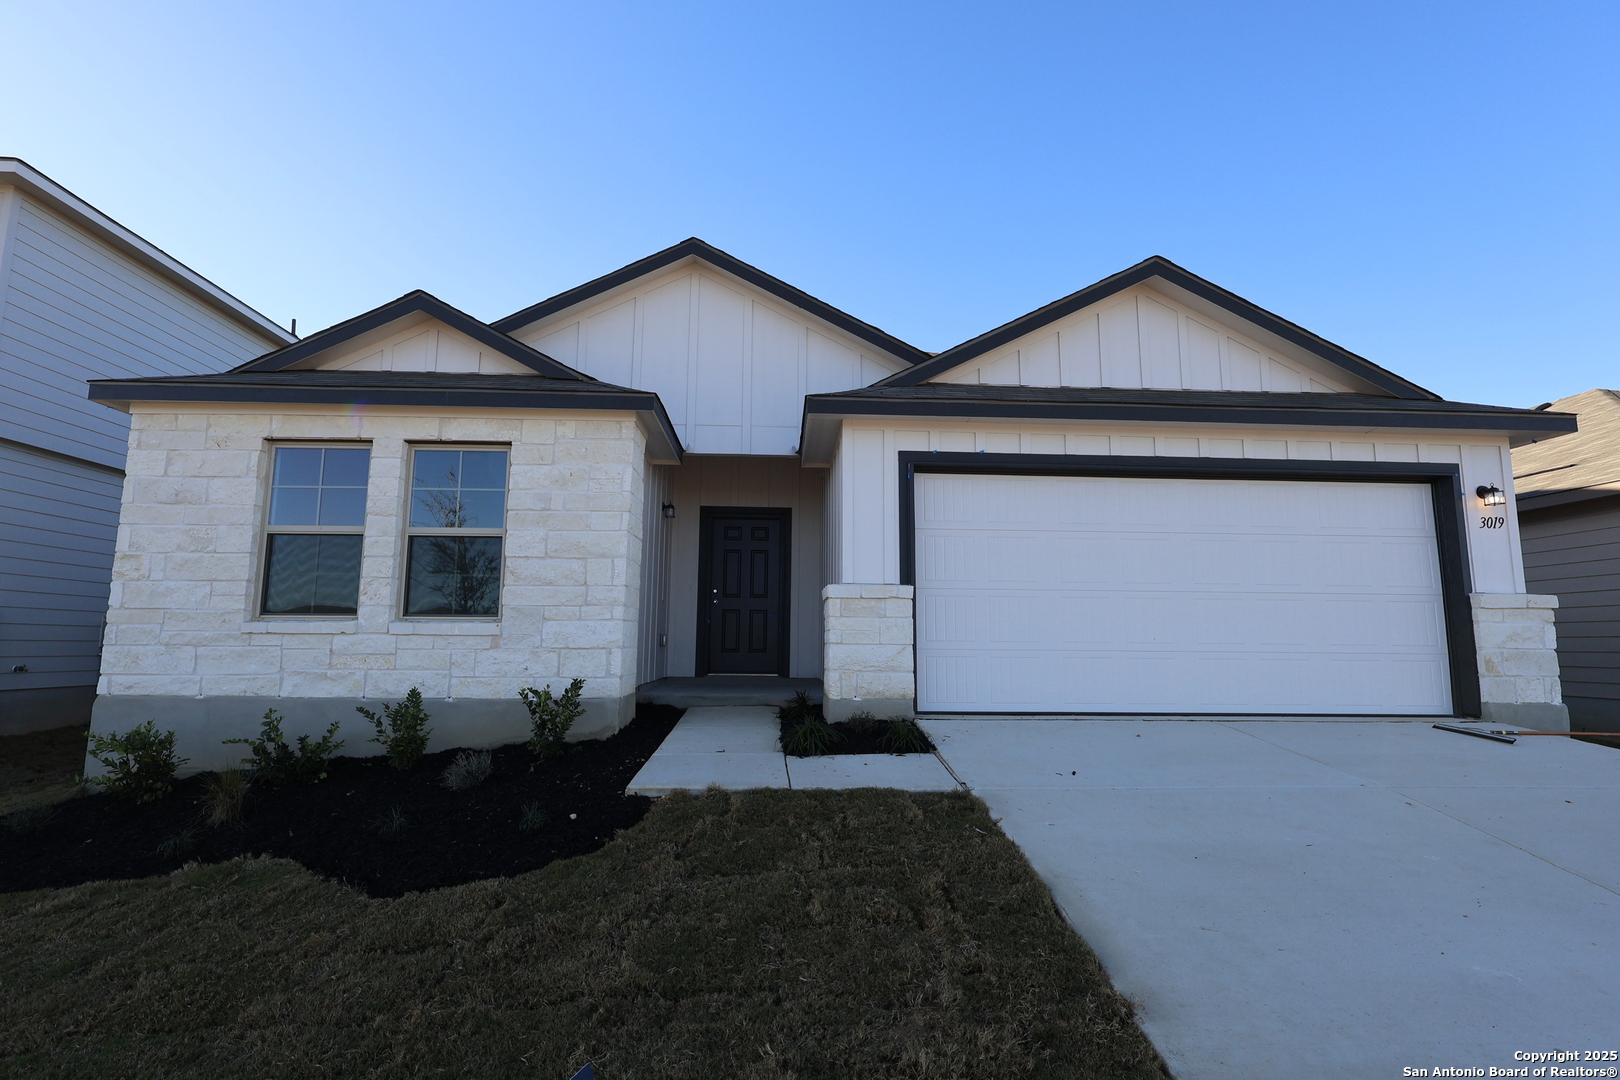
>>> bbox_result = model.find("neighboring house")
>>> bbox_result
[1512,389,1620,732]
[85,241,1578,769]
[0,159,293,734]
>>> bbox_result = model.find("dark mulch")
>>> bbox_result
[778,715,937,757]
[0,706,682,898]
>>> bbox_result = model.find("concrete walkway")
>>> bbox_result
[923,719,1620,1080]
[626,706,959,796]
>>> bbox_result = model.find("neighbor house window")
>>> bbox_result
[403,446,508,617]
[261,445,371,616]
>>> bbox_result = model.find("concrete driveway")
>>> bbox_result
[925,719,1620,1080]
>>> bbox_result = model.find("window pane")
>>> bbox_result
[268,487,319,526]
[456,489,505,529]
[321,448,371,486]
[318,486,368,527]
[273,447,322,486]
[263,534,362,615]
[412,450,461,489]
[405,536,502,616]
[459,450,508,489]
[410,489,463,528]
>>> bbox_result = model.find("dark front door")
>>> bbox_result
[699,509,790,675]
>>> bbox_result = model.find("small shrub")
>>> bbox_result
[371,805,409,837]
[156,824,199,860]
[778,689,819,725]
[86,721,187,803]
[879,716,934,754]
[520,678,586,764]
[2,803,57,834]
[200,769,251,825]
[356,688,432,770]
[845,710,884,736]
[517,802,547,832]
[224,709,343,786]
[782,717,843,757]
[441,749,493,791]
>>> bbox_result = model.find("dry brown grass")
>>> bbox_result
[0,786,1167,1080]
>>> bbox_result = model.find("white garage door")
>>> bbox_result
[914,473,1453,715]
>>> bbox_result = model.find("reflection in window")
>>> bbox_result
[404,447,507,618]
[261,446,370,615]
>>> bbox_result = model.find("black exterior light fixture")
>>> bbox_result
[1476,484,1507,507]
[662,503,676,519]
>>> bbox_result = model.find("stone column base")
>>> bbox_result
[1472,594,1568,732]
[822,584,915,722]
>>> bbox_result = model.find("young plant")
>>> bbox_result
[782,716,843,757]
[86,720,187,803]
[371,805,409,837]
[224,709,343,786]
[879,716,934,755]
[200,769,251,825]
[356,688,432,770]
[845,710,884,736]
[2,803,57,834]
[440,749,493,791]
[517,802,547,833]
[778,689,819,725]
[156,823,200,860]
[520,678,586,763]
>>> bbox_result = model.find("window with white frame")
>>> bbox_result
[261,444,371,616]
[404,446,509,617]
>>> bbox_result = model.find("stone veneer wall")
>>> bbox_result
[821,584,914,721]
[91,406,647,772]
[1471,593,1569,731]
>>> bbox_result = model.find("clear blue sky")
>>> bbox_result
[5,1,1615,407]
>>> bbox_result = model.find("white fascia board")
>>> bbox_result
[0,159,295,347]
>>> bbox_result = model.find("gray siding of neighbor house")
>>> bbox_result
[1520,498,1620,730]
[0,186,283,731]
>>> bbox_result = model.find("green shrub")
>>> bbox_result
[520,679,585,763]
[156,824,199,860]
[85,721,187,803]
[200,769,250,825]
[845,710,883,735]
[224,709,343,786]
[372,805,409,837]
[782,717,843,757]
[356,689,432,770]
[2,803,57,834]
[778,689,819,725]
[517,802,547,832]
[879,716,934,754]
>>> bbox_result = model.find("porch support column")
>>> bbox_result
[821,584,915,721]
[1472,593,1570,731]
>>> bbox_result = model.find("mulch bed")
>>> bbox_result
[778,715,937,757]
[0,706,682,899]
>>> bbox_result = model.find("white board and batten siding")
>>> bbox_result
[509,264,906,456]
[290,319,534,375]
[938,284,1361,394]
[0,191,277,471]
[914,473,1452,715]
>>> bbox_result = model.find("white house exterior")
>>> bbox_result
[86,242,1577,769]
[0,158,293,734]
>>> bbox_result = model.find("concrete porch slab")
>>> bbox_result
[636,676,821,708]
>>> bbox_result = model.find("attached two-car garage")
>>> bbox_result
[913,472,1456,715]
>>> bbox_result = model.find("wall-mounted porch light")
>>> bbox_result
[1476,484,1507,507]
[662,503,677,519]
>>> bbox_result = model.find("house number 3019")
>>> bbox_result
[1480,516,1506,529]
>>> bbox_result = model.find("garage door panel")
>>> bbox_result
[915,474,1453,715]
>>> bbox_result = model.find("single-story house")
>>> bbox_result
[1513,388,1620,732]
[86,241,1579,768]
[0,158,292,734]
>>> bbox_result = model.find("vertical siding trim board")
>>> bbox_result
[0,188,22,342]
[895,451,1483,718]
[694,506,792,677]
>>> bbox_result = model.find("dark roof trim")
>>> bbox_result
[234,291,588,380]
[801,393,1579,438]
[878,256,1438,399]
[490,237,932,366]
[88,379,683,462]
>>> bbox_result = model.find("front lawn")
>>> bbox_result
[0,787,1168,1080]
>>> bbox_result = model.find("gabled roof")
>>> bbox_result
[0,157,294,346]
[1512,388,1617,512]
[876,256,1440,399]
[490,237,933,366]
[235,290,588,380]
[87,370,684,462]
